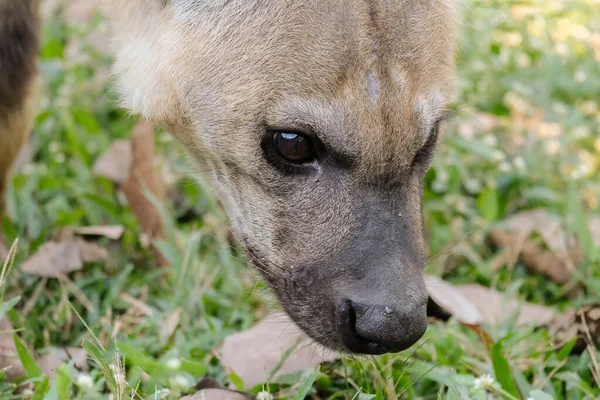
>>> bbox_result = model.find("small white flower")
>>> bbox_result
[55,153,66,164]
[166,358,181,370]
[499,161,512,172]
[464,179,482,194]
[513,156,526,171]
[483,134,498,147]
[49,142,61,153]
[516,53,531,68]
[552,102,568,115]
[571,164,591,180]
[431,179,447,193]
[572,126,590,139]
[493,150,506,162]
[256,391,274,400]
[575,70,587,83]
[555,42,568,56]
[169,375,192,391]
[76,373,94,390]
[473,373,495,390]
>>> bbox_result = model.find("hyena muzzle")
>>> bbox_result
[1,0,459,355]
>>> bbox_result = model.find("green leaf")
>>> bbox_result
[13,334,43,380]
[180,359,207,377]
[477,186,499,222]
[527,389,554,400]
[53,365,72,400]
[557,337,578,362]
[82,341,118,394]
[0,296,21,321]
[118,343,165,375]
[31,376,50,400]
[491,341,521,399]
[73,110,100,134]
[293,368,319,400]
[229,371,245,392]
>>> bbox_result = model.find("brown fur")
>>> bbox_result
[0,0,461,354]
[0,0,40,215]
[104,0,461,353]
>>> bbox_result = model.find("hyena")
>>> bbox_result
[1,0,459,355]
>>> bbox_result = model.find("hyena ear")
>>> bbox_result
[103,0,182,124]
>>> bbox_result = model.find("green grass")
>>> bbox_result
[1,0,600,398]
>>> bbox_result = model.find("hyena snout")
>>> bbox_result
[336,295,427,355]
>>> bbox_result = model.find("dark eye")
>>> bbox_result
[272,131,316,163]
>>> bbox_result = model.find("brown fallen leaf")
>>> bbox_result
[426,275,557,327]
[92,140,132,184]
[73,225,125,240]
[219,313,337,388]
[488,209,600,284]
[426,275,484,325]
[37,347,88,381]
[548,303,600,354]
[20,237,108,278]
[121,121,168,267]
[0,318,26,381]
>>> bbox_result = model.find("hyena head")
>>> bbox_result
[105,0,459,354]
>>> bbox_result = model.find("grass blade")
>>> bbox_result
[293,368,319,400]
[491,341,521,399]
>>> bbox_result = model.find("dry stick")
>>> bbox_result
[581,314,600,388]
[22,277,48,315]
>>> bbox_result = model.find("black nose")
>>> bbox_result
[336,299,427,355]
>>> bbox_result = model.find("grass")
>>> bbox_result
[1,0,600,398]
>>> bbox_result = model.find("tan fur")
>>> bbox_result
[0,80,38,213]
[104,0,461,353]
[0,0,40,216]
[0,0,461,354]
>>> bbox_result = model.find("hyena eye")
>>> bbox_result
[272,131,316,163]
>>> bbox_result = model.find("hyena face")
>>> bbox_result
[106,0,459,354]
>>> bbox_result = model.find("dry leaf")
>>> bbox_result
[92,140,132,184]
[182,389,254,400]
[78,239,109,264]
[73,225,124,240]
[426,275,557,327]
[37,347,88,381]
[20,237,108,278]
[21,239,83,278]
[548,303,600,354]
[121,120,168,267]
[426,275,484,325]
[0,318,26,381]
[488,209,600,284]
[219,313,337,388]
